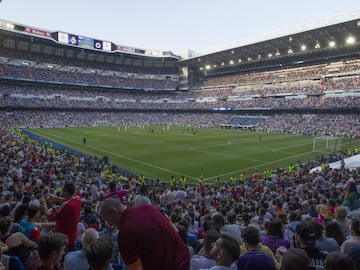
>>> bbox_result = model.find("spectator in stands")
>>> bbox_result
[19,205,42,242]
[37,233,67,270]
[99,221,126,270]
[343,181,359,211]
[261,218,290,255]
[325,221,346,247]
[240,224,279,269]
[99,198,190,270]
[191,229,219,270]
[312,221,339,253]
[334,206,351,238]
[64,228,107,270]
[325,251,356,270]
[85,237,113,270]
[280,248,309,270]
[213,214,242,245]
[0,216,40,269]
[133,184,151,207]
[44,182,82,252]
[340,219,360,254]
[295,221,327,270]
[209,234,239,270]
[103,181,135,203]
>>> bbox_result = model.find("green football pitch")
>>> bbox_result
[27,126,358,184]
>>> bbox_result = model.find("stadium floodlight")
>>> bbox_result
[205,65,211,70]
[267,53,273,58]
[329,40,336,48]
[247,57,252,61]
[238,58,242,63]
[257,54,261,59]
[346,36,355,45]
[213,64,217,68]
[199,67,203,71]
[275,50,280,56]
[301,45,307,51]
[221,62,225,66]
[288,48,293,54]
[315,42,320,49]
[229,60,234,65]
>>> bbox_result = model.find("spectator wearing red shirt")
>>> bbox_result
[100,198,190,270]
[103,181,135,203]
[253,170,260,182]
[45,182,82,252]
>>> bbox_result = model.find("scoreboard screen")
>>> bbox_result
[57,32,112,52]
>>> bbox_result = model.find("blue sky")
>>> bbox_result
[1,0,359,55]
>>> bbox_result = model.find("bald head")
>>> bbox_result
[99,198,126,228]
[101,198,122,210]
[81,228,99,249]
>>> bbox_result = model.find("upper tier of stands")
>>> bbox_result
[0,46,359,110]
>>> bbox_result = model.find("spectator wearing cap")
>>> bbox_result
[340,219,360,254]
[295,221,327,270]
[240,225,279,269]
[213,213,242,245]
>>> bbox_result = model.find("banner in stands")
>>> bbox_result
[310,153,360,173]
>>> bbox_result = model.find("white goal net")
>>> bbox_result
[312,136,342,153]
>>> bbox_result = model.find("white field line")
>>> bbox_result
[33,130,196,179]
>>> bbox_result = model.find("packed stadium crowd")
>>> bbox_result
[1,111,360,138]
[1,78,359,110]
[194,59,360,89]
[1,29,360,270]
[1,49,360,111]
[0,110,359,270]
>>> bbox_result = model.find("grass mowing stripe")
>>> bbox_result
[27,126,358,183]
[31,128,195,179]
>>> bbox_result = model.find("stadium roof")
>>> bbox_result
[179,11,360,75]
[0,19,179,69]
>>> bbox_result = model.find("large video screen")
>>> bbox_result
[57,32,112,52]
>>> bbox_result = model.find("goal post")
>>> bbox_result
[312,136,342,153]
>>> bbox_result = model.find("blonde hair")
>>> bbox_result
[334,206,348,220]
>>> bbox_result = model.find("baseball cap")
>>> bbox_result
[295,221,317,246]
